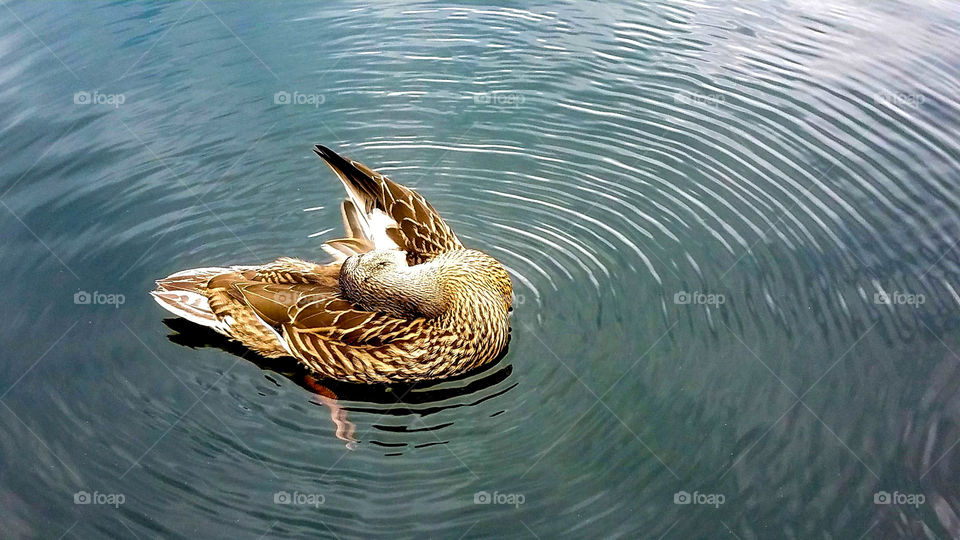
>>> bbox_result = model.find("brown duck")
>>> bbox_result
[152,145,513,384]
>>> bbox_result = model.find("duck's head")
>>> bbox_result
[338,250,446,318]
[339,249,407,282]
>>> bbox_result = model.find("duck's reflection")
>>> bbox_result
[162,318,514,448]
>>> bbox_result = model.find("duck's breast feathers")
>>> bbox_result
[313,144,464,263]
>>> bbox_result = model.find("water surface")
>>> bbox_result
[2,0,960,538]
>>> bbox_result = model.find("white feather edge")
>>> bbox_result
[150,290,231,335]
[249,310,295,356]
[367,208,398,250]
[321,243,350,262]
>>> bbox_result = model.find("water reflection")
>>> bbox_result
[162,317,516,451]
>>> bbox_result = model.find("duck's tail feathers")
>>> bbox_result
[151,267,233,334]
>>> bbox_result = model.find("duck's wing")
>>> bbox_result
[314,144,463,264]
[187,259,337,358]
[236,282,435,382]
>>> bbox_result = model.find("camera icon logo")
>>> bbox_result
[673,291,691,305]
[874,292,891,304]
[73,91,91,105]
[74,290,92,304]
[474,491,491,504]
[874,491,891,504]
[274,491,291,504]
[673,491,691,504]
[274,91,291,105]
[74,491,91,504]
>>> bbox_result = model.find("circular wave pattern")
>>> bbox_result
[2,0,960,538]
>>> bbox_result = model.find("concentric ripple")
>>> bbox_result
[3,0,960,537]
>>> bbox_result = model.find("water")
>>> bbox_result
[2,0,960,537]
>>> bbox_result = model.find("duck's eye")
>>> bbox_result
[374,261,390,270]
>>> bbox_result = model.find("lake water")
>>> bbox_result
[3,0,960,538]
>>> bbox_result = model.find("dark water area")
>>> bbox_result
[3,0,960,538]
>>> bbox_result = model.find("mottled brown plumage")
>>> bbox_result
[151,145,513,383]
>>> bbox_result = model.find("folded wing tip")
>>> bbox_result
[313,144,334,159]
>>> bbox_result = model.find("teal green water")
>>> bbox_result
[3,1,960,538]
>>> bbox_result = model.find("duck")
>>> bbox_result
[151,145,513,384]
